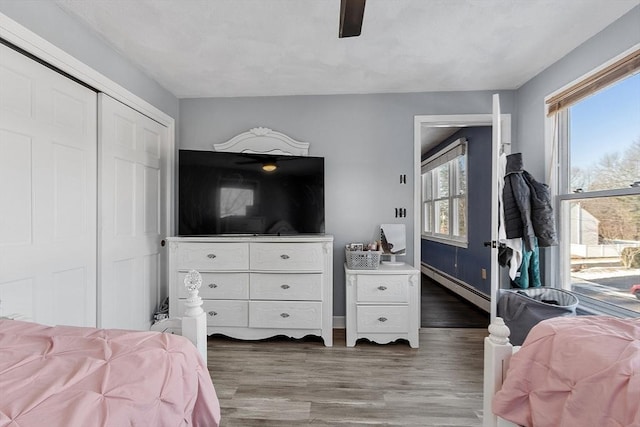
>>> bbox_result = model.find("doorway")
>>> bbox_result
[413,113,511,312]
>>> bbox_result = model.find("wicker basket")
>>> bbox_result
[345,250,382,270]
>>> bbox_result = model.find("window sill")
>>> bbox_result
[575,294,640,318]
[421,234,468,249]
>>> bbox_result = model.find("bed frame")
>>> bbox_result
[482,316,519,427]
[149,270,208,365]
[2,271,208,367]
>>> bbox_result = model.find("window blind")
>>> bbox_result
[422,138,466,172]
[546,48,640,116]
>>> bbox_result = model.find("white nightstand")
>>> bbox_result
[345,263,420,348]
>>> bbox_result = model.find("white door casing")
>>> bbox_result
[0,42,98,326]
[413,108,511,311]
[99,93,167,330]
[490,94,502,321]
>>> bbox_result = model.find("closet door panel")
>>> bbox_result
[0,278,34,319]
[100,94,167,330]
[0,43,97,326]
[51,267,89,326]
[144,165,160,235]
[0,130,32,245]
[114,158,136,235]
[52,143,89,239]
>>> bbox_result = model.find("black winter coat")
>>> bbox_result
[524,170,557,247]
[502,153,557,250]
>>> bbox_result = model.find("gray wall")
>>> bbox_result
[5,1,636,318]
[0,1,178,118]
[513,5,639,286]
[179,91,515,316]
[515,5,640,179]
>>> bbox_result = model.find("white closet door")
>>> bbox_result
[99,94,167,330]
[0,43,98,326]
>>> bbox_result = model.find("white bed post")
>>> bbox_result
[182,270,208,366]
[483,317,513,427]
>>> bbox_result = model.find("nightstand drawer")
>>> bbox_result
[356,305,409,333]
[250,243,324,271]
[178,300,248,327]
[249,301,322,329]
[177,272,249,299]
[356,274,409,303]
[176,242,249,270]
[251,273,322,300]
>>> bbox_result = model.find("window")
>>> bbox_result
[421,138,467,246]
[220,186,254,217]
[552,49,640,316]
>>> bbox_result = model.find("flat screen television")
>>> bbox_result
[178,150,325,236]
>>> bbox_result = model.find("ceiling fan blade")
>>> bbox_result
[339,0,366,38]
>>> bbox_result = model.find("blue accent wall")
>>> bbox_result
[421,126,492,295]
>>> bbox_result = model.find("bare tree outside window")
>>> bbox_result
[563,73,640,315]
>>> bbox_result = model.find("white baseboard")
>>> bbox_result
[421,264,490,313]
[333,316,345,329]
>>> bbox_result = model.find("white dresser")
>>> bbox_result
[167,235,334,346]
[345,263,420,348]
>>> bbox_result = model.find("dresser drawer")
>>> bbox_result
[250,273,322,301]
[176,242,249,270]
[178,299,248,327]
[249,301,322,329]
[177,272,249,299]
[356,274,409,303]
[356,305,409,333]
[250,243,324,271]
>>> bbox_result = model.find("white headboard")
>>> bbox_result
[212,127,309,156]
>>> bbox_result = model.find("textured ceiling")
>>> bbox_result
[54,0,638,98]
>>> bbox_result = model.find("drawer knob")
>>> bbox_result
[281,284,290,289]
[377,286,387,291]
[207,253,217,259]
[208,311,218,317]
[280,312,290,318]
[280,254,290,260]
[208,283,218,288]
[378,317,388,322]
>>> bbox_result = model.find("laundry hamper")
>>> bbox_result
[497,287,579,346]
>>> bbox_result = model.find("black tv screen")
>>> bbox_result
[178,150,325,236]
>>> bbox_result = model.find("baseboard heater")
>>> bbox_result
[421,263,490,313]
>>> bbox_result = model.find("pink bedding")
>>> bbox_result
[0,319,220,427]
[493,316,640,427]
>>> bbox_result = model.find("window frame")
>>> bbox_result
[421,138,468,247]
[549,47,640,318]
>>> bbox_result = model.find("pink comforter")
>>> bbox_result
[493,316,640,427]
[0,320,220,427]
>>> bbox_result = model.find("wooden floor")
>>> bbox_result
[207,327,486,426]
[421,275,490,328]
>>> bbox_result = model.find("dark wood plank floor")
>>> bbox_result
[421,275,490,328]
[207,326,486,426]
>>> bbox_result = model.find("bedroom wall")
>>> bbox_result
[179,91,516,316]
[513,5,639,286]
[515,4,640,179]
[0,1,178,118]
[9,2,633,319]
[420,126,493,296]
